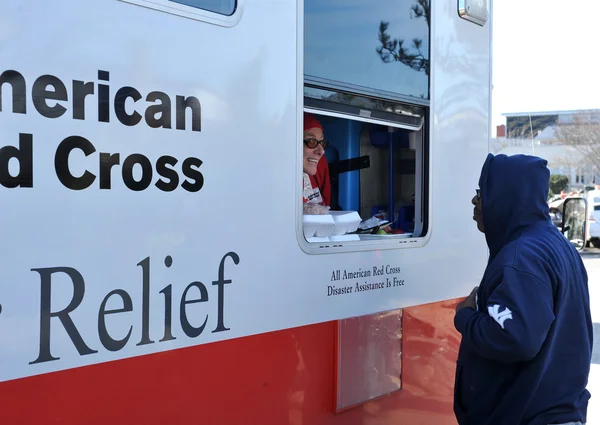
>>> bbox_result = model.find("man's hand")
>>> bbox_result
[456,286,478,312]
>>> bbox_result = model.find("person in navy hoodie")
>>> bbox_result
[453,153,593,425]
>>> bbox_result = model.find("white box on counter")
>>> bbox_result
[303,211,362,239]
[329,211,362,235]
[303,214,336,238]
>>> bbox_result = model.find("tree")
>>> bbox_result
[554,111,600,170]
[549,174,569,195]
[506,115,558,139]
[376,0,430,76]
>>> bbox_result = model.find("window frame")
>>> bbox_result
[298,0,432,255]
[117,0,243,27]
[304,76,430,109]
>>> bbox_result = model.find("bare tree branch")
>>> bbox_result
[376,0,430,76]
[554,111,600,170]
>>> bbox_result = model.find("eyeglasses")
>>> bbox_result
[304,138,328,149]
[476,189,481,200]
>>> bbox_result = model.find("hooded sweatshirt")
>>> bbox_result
[453,153,593,425]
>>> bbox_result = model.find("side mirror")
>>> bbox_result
[561,197,587,251]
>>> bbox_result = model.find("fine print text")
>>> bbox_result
[327,265,404,297]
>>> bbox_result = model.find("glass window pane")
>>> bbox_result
[305,0,430,100]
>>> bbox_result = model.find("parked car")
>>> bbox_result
[585,189,600,248]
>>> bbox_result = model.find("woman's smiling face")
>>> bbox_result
[303,127,325,175]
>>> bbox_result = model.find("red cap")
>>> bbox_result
[304,112,323,132]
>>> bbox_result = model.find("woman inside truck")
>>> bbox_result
[302,112,332,214]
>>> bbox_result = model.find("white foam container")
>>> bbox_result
[329,211,362,235]
[303,214,336,238]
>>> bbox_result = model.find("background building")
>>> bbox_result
[491,109,600,191]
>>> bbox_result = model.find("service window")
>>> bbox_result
[301,0,430,251]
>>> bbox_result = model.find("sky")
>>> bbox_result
[491,0,600,134]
